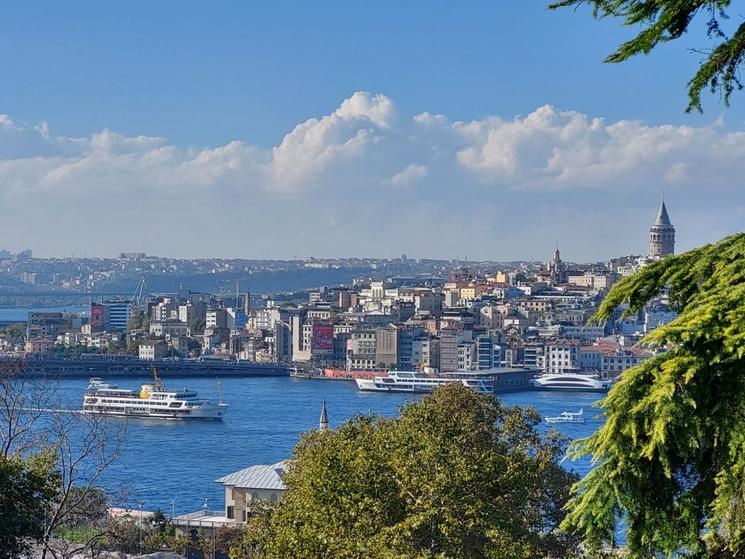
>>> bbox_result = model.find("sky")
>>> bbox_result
[0,1,743,261]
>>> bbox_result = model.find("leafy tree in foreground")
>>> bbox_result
[562,233,745,558]
[0,451,60,559]
[549,1,745,112]
[233,384,580,559]
[0,359,125,559]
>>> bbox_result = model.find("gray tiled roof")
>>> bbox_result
[215,461,288,491]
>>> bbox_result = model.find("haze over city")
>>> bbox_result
[1,2,744,261]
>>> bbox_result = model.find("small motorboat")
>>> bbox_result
[544,409,584,424]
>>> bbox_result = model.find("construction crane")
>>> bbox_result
[131,272,148,309]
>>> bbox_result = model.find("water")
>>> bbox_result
[0,306,89,322]
[49,377,604,516]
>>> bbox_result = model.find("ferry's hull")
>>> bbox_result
[355,377,490,394]
[531,385,608,392]
[82,403,227,420]
[355,380,437,394]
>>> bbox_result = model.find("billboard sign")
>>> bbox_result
[90,304,105,331]
[311,323,334,353]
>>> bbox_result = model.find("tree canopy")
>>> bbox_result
[0,451,60,559]
[562,232,745,557]
[549,1,745,112]
[233,384,581,559]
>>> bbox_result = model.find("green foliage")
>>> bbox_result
[563,233,745,558]
[106,519,147,554]
[127,309,149,332]
[149,508,169,532]
[0,322,25,341]
[59,486,109,529]
[549,1,745,112]
[190,317,206,335]
[0,450,60,559]
[234,384,580,559]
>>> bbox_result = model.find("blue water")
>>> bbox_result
[49,377,604,516]
[0,306,89,322]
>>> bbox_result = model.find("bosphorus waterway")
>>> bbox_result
[50,376,604,516]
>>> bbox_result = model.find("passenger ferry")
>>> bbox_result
[530,372,612,392]
[355,371,492,394]
[82,371,227,420]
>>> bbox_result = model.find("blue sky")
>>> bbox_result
[0,1,743,260]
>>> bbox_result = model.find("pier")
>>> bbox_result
[1,355,289,379]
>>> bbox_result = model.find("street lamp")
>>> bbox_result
[139,501,144,555]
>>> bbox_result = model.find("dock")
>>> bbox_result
[1,355,289,379]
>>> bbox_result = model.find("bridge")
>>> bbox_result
[0,291,129,297]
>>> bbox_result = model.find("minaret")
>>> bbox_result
[319,400,329,431]
[649,197,675,257]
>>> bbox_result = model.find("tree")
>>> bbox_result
[562,233,745,558]
[549,1,745,112]
[38,412,125,559]
[127,310,149,332]
[0,358,125,559]
[234,384,580,559]
[0,322,26,343]
[0,358,57,457]
[0,451,60,559]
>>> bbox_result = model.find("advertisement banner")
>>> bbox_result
[311,323,334,353]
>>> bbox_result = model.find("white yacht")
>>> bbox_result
[355,371,492,394]
[545,409,585,424]
[82,373,227,420]
[530,372,612,392]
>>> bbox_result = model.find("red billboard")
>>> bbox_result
[90,304,105,331]
[311,323,334,353]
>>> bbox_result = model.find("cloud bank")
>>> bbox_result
[0,92,742,259]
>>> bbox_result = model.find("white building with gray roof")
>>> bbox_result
[173,460,287,531]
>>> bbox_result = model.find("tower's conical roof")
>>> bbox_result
[319,400,328,429]
[654,200,672,226]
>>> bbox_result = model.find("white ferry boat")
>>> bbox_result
[82,373,227,420]
[530,372,612,392]
[355,371,492,394]
[545,409,585,424]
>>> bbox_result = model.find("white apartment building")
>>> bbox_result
[545,339,581,374]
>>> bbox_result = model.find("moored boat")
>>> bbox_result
[530,372,612,392]
[355,371,492,394]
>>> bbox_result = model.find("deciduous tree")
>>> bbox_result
[234,384,580,559]
[0,451,59,559]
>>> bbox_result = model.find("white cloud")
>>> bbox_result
[386,163,428,186]
[0,94,743,258]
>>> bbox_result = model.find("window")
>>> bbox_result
[227,506,235,519]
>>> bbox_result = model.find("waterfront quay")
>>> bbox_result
[2,354,289,379]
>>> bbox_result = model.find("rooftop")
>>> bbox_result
[653,200,673,226]
[215,460,288,490]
